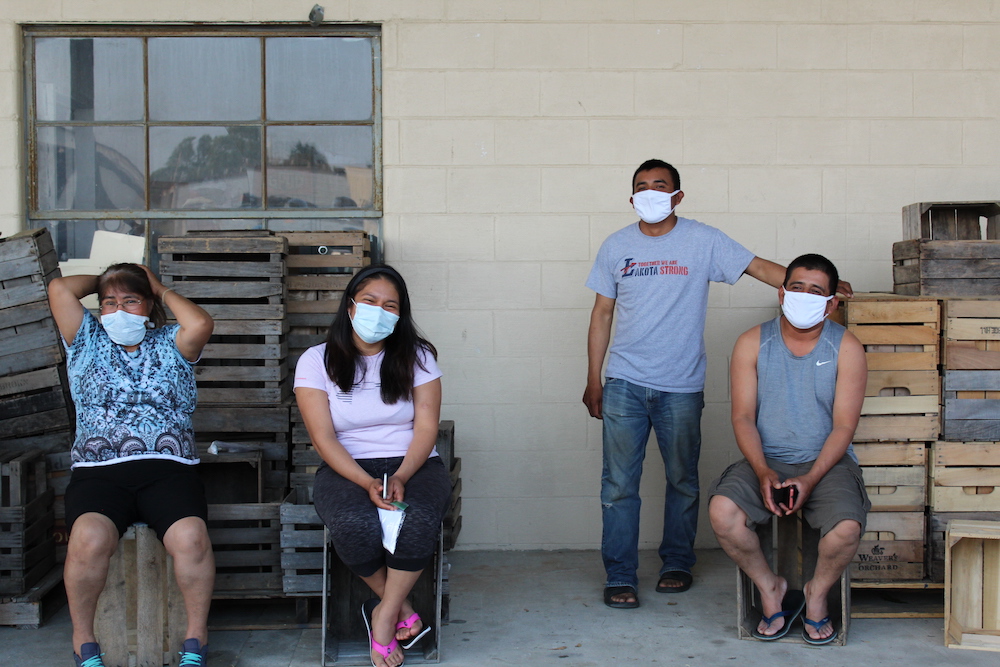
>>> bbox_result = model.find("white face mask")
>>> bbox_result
[100,309,150,346]
[631,189,679,224]
[781,289,833,330]
[350,301,400,344]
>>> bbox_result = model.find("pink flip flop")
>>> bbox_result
[363,598,402,667]
[396,613,432,650]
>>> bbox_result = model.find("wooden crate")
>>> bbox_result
[0,366,73,444]
[944,519,1000,652]
[930,511,1000,583]
[902,201,1000,242]
[207,501,283,599]
[0,450,55,595]
[0,563,64,628]
[280,489,324,598]
[847,294,941,441]
[855,511,926,581]
[192,405,290,503]
[737,513,849,645]
[94,525,186,667]
[158,233,289,406]
[855,441,927,513]
[276,231,370,369]
[894,239,1000,297]
[930,441,1000,512]
[942,300,1000,440]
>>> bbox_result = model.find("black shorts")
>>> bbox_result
[65,459,208,541]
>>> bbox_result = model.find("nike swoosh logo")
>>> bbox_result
[816,360,833,366]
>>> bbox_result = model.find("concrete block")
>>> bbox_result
[729,275,785,310]
[398,214,494,261]
[730,168,822,214]
[0,125,20,169]
[382,167,448,213]
[828,72,913,118]
[438,356,541,405]
[493,402,589,453]
[448,167,541,214]
[914,72,1000,119]
[0,22,19,72]
[380,213,401,262]
[590,215,635,257]
[844,168,916,214]
[539,72,633,117]
[774,214,847,261]
[541,166,634,214]
[822,168,849,214]
[0,166,21,218]
[824,0,914,22]
[588,119,684,166]
[448,261,541,309]
[2,1,65,20]
[849,24,963,71]
[397,23,494,69]
[844,215,874,262]
[632,0,730,21]
[777,23,849,69]
[710,214,777,260]
[914,166,1000,203]
[494,309,589,357]
[382,119,400,166]
[382,70,447,117]
[963,25,1000,70]
[963,121,1000,166]
[438,404,495,452]
[420,310,494,358]
[446,0,541,21]
[587,23,682,70]
[777,120,869,165]
[683,120,777,166]
[539,0,635,21]
[465,449,600,499]
[634,71,732,119]
[495,119,588,165]
[496,497,601,548]
[387,260,448,311]
[380,21,397,69]
[399,119,494,166]
[682,23,777,71]
[0,215,21,238]
[494,23,588,69]
[0,68,17,121]
[445,71,540,117]
[869,120,962,166]
[495,215,590,261]
[676,167,729,215]
[347,0,446,20]
[453,496,497,547]
[915,0,1000,22]
[540,357,587,404]
[541,263,595,310]
[723,72,830,118]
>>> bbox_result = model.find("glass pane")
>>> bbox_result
[266,126,373,208]
[150,126,262,209]
[36,126,145,210]
[266,37,373,121]
[35,38,144,121]
[149,37,261,121]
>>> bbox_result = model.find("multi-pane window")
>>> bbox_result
[24,25,382,265]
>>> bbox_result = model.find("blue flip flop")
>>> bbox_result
[801,616,838,645]
[751,589,805,641]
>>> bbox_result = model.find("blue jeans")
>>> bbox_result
[600,378,704,589]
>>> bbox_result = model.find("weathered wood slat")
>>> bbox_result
[209,319,288,336]
[197,304,284,320]
[861,466,926,486]
[0,302,54,330]
[946,301,1000,319]
[846,298,939,325]
[0,367,62,399]
[934,466,1000,487]
[866,351,938,371]
[278,231,366,246]
[201,342,287,360]
[862,395,939,416]
[0,229,54,263]
[0,282,48,311]
[943,420,1000,441]
[947,318,1000,341]
[0,409,71,437]
[945,370,1000,391]
[286,255,366,269]
[286,301,340,314]
[286,275,351,291]
[916,279,1000,298]
[192,407,290,433]
[0,388,66,420]
[158,236,287,254]
[946,343,1000,370]
[854,414,939,441]
[849,324,939,345]
[198,387,289,405]
[944,398,1000,420]
[159,260,284,279]
[163,281,285,299]
[921,259,1000,279]
[934,442,1000,466]
[866,370,939,397]
[0,346,63,379]
[854,442,927,466]
[862,511,925,541]
[194,366,286,382]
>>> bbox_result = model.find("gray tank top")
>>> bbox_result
[756,317,855,464]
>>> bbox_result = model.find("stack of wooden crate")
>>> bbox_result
[846,294,940,583]
[0,450,55,597]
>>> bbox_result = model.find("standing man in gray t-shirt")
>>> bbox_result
[584,159,848,609]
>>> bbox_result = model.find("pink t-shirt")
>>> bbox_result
[293,343,442,459]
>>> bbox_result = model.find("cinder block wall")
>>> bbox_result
[4,2,1000,553]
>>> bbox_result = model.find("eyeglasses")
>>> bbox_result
[99,298,144,313]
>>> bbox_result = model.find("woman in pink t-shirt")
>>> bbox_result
[294,265,449,667]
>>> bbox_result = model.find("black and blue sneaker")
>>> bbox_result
[178,638,208,667]
[73,642,105,667]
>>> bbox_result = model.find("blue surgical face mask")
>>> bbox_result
[350,300,400,344]
[100,309,150,346]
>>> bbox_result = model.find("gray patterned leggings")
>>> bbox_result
[313,456,451,576]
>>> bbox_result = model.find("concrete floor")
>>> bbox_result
[2,549,995,666]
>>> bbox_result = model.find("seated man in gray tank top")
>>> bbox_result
[707,254,870,645]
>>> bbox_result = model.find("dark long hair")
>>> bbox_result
[323,264,437,404]
[97,263,167,328]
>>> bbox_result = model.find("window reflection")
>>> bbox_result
[266,37,373,121]
[266,126,373,208]
[37,126,145,211]
[35,38,143,122]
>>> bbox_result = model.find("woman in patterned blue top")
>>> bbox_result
[48,264,215,667]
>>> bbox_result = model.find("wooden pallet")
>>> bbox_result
[207,501,284,599]
[0,563,64,628]
[158,233,289,406]
[0,450,55,595]
[280,489,324,598]
[894,239,1000,297]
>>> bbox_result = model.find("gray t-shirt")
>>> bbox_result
[586,218,754,392]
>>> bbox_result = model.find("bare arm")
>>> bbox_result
[784,330,867,510]
[47,275,99,345]
[582,294,615,419]
[140,266,214,362]
[294,386,396,510]
[730,325,784,514]
[385,377,442,502]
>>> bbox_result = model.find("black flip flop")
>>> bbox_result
[751,589,805,640]
[603,585,639,608]
[802,615,838,645]
[656,570,693,593]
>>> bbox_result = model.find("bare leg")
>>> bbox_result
[803,519,861,641]
[66,513,120,656]
[360,568,422,667]
[708,496,788,636]
[361,568,423,642]
[162,517,215,645]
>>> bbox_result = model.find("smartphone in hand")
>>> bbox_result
[772,485,796,509]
